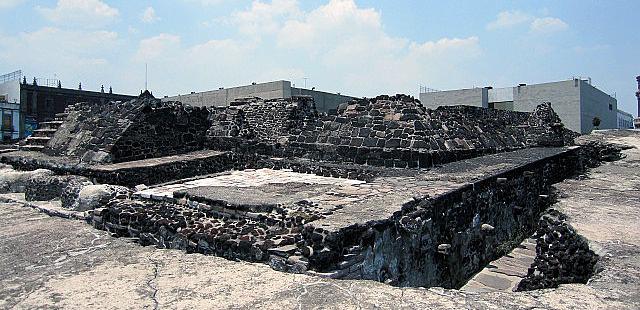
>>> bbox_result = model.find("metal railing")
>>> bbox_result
[0,70,21,84]
[34,78,60,88]
[419,85,441,93]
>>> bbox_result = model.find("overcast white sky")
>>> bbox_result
[0,0,638,115]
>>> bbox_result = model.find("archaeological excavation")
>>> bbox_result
[0,91,620,294]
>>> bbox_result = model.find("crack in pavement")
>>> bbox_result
[294,280,362,310]
[146,260,160,310]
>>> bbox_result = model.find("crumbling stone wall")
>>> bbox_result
[206,97,317,150]
[45,93,210,163]
[516,209,598,291]
[207,95,577,168]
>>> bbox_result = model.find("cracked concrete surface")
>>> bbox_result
[1,130,639,309]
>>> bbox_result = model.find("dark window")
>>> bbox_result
[609,103,613,111]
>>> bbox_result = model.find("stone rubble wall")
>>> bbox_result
[207,95,577,168]
[516,209,598,291]
[25,175,91,203]
[300,147,587,288]
[91,193,321,265]
[207,97,317,143]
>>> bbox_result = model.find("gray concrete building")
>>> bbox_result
[420,79,618,133]
[163,80,357,113]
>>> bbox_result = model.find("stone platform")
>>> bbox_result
[0,150,250,187]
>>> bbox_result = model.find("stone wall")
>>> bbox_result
[45,92,210,163]
[110,101,210,163]
[516,209,598,291]
[301,147,585,288]
[207,95,577,168]
[206,96,316,145]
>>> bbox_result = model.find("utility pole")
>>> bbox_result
[303,77,308,88]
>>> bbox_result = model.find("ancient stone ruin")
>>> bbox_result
[1,91,608,290]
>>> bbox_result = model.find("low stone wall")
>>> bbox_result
[25,175,91,202]
[91,197,313,264]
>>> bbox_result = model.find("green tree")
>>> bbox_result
[592,116,601,130]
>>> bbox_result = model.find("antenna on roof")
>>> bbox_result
[145,63,148,91]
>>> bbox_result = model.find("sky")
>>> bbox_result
[0,0,638,115]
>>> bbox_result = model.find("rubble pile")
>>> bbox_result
[517,209,598,291]
[25,174,90,202]
[92,196,325,270]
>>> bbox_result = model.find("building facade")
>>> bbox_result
[0,100,20,141]
[163,80,357,113]
[635,76,640,129]
[420,79,618,134]
[617,109,634,129]
[0,70,134,139]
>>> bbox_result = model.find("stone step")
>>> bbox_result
[31,128,58,137]
[461,238,537,293]
[25,136,51,146]
[19,145,45,151]
[39,120,64,130]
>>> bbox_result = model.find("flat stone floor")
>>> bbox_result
[0,131,638,309]
[1,150,224,171]
[91,150,224,171]
[461,239,537,293]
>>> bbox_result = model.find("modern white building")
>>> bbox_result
[420,79,618,134]
[163,80,357,113]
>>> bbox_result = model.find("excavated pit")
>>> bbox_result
[89,145,603,289]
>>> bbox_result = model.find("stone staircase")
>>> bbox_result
[19,113,67,152]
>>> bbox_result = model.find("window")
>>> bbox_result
[609,103,613,111]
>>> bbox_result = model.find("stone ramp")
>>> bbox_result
[461,238,536,292]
